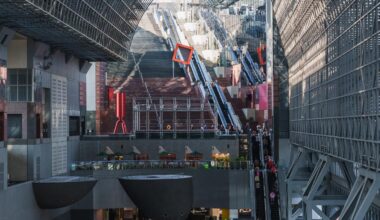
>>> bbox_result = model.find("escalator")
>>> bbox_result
[159,8,242,133]
[245,51,264,82]
[268,171,280,220]
[211,84,232,126]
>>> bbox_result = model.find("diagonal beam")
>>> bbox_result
[312,205,330,220]
[303,156,330,200]
[338,161,356,188]
[340,168,380,220]
[287,147,307,180]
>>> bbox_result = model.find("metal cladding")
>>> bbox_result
[0,0,153,61]
[119,175,193,220]
[32,176,97,209]
[274,0,380,167]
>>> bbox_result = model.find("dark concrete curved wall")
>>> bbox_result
[119,175,193,220]
[33,177,97,209]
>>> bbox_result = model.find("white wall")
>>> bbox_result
[86,63,96,111]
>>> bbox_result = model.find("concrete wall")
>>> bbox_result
[0,145,6,190]
[7,38,27,68]
[0,26,89,220]
[78,138,239,161]
[73,169,252,210]
[7,144,27,181]
[7,140,53,182]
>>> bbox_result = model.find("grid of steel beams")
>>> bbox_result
[274,0,380,168]
[0,0,153,61]
[205,0,239,8]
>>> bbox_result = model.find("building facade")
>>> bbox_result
[274,0,380,219]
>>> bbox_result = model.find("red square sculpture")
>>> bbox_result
[172,43,194,65]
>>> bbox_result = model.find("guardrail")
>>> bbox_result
[71,160,253,171]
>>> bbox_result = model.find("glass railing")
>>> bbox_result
[70,160,252,171]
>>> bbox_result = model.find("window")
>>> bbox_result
[6,69,33,102]
[36,114,41,138]
[7,114,22,138]
[69,116,80,136]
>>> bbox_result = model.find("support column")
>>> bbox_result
[302,156,332,220]
[146,98,149,139]
[159,97,163,139]
[173,97,177,139]
[286,147,308,220]
[339,168,380,220]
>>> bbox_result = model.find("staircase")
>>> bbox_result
[138,51,183,78]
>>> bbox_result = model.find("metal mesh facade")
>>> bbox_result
[0,0,153,61]
[274,0,380,167]
[206,0,240,8]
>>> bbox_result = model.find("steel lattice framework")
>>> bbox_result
[205,0,239,8]
[274,0,380,168]
[0,0,153,61]
[274,0,380,218]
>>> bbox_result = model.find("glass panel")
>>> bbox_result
[7,114,22,138]
[27,85,32,101]
[27,69,32,84]
[18,86,27,101]
[7,69,17,85]
[18,69,27,84]
[8,86,18,101]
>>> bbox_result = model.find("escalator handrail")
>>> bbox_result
[207,83,228,128]
[226,102,242,131]
[245,51,264,83]
[214,83,228,105]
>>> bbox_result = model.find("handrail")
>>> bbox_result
[207,83,228,128]
[214,83,228,104]
[71,160,253,171]
[226,102,242,131]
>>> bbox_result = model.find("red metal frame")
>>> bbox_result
[172,43,194,65]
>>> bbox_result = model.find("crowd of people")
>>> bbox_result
[247,123,280,219]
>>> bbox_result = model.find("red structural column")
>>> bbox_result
[113,91,127,134]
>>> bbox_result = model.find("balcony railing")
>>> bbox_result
[71,160,252,171]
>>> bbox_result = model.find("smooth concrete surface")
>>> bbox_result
[72,169,251,209]
[78,138,239,161]
[6,136,80,187]
[7,144,27,181]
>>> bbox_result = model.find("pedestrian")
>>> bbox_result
[270,191,276,203]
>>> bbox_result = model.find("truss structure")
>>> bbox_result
[274,0,380,169]
[205,0,239,9]
[0,0,153,61]
[274,0,380,219]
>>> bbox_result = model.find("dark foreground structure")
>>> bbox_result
[120,175,193,220]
